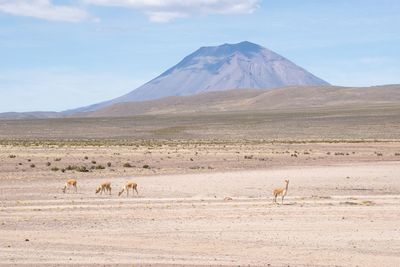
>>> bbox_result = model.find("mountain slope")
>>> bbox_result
[76,85,400,118]
[3,85,399,119]
[71,41,329,113]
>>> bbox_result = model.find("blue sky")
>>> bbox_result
[0,0,399,112]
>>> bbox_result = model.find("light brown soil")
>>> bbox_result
[0,143,400,266]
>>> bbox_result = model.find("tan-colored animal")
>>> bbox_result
[118,181,139,197]
[62,179,77,193]
[273,179,289,204]
[95,182,112,195]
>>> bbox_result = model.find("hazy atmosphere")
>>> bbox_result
[1,0,399,112]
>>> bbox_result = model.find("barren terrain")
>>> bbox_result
[80,85,400,118]
[0,141,400,266]
[1,105,400,266]
[1,104,400,140]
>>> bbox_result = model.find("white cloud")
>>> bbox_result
[83,0,260,22]
[147,11,187,23]
[0,0,260,23]
[0,0,90,22]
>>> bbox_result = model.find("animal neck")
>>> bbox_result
[285,182,289,191]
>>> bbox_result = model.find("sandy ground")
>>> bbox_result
[1,157,400,266]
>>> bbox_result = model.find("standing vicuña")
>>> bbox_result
[62,179,77,193]
[118,181,139,197]
[273,179,289,204]
[96,182,112,195]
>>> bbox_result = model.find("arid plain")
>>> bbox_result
[0,105,400,266]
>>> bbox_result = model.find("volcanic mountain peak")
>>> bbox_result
[68,41,329,113]
[164,41,281,76]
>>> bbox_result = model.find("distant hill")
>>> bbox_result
[69,41,329,113]
[75,85,400,118]
[2,85,399,120]
[0,111,61,120]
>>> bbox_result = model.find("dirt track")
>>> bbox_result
[1,162,399,266]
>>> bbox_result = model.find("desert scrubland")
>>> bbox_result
[0,105,400,266]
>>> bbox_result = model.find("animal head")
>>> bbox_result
[285,179,289,184]
[118,190,123,197]
[95,186,101,194]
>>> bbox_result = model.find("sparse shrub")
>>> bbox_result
[143,164,150,169]
[65,165,76,171]
[95,165,105,170]
[327,152,331,155]
[361,200,375,206]
[91,160,96,164]
[54,158,61,162]
[376,153,383,156]
[61,169,65,173]
[27,159,31,162]
[64,165,89,172]
[51,167,59,172]
[189,166,201,170]
[334,152,345,156]
[8,155,16,158]
[395,153,400,156]
[123,163,132,168]
[341,201,359,206]
[76,166,89,172]
[46,162,51,167]
[244,155,254,159]
[84,156,89,160]
[30,164,35,168]
[107,162,112,167]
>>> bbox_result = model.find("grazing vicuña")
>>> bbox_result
[118,181,139,197]
[95,182,112,195]
[62,179,77,193]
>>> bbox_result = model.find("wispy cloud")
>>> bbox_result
[0,0,260,23]
[0,0,90,22]
[83,0,261,22]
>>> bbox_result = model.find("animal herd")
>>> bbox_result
[63,179,139,197]
[62,178,290,204]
